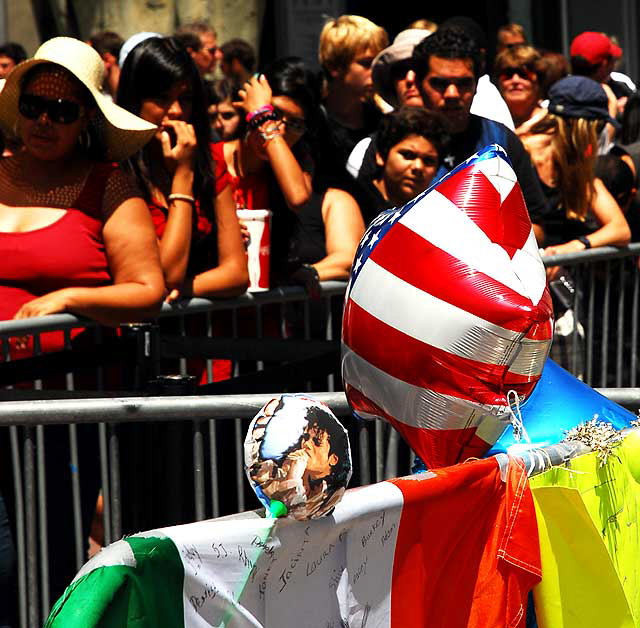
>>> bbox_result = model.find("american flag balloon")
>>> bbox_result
[342,144,553,469]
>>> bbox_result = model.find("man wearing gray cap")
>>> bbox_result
[347,28,431,179]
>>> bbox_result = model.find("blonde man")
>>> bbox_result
[318,15,388,164]
[496,23,526,53]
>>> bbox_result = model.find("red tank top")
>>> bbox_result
[0,164,116,357]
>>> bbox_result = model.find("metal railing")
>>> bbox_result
[0,246,638,392]
[543,243,640,386]
[2,391,640,628]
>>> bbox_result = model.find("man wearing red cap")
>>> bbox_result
[570,31,621,147]
[570,31,621,83]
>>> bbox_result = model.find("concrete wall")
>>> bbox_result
[5,0,265,60]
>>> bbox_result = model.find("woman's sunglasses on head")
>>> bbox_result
[18,93,83,124]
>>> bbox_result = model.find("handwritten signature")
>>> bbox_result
[189,580,217,610]
[360,511,385,549]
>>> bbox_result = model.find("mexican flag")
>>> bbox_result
[46,456,540,627]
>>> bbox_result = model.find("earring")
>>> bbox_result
[12,120,19,137]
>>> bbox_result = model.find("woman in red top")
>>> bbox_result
[0,38,164,333]
[117,36,248,300]
[0,36,165,609]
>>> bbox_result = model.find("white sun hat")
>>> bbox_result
[0,36,157,161]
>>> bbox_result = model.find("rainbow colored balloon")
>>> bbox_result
[342,144,553,468]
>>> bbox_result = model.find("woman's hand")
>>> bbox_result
[160,120,196,175]
[12,288,75,319]
[239,219,250,248]
[237,74,272,113]
[541,240,586,280]
[543,239,587,256]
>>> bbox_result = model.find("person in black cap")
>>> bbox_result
[520,75,630,258]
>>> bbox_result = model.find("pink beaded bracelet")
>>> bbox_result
[246,104,274,124]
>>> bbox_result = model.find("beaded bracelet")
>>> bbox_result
[259,122,284,142]
[246,104,274,124]
[168,193,195,204]
[247,110,279,130]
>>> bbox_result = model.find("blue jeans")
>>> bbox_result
[0,492,16,628]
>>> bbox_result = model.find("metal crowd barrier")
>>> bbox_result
[543,243,640,386]
[1,391,640,628]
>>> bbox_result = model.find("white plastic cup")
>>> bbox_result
[236,209,272,292]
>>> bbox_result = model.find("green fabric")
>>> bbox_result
[530,436,640,625]
[45,535,185,627]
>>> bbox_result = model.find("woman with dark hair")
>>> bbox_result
[224,56,314,213]
[206,78,245,141]
[267,58,365,283]
[117,36,247,300]
[223,56,362,285]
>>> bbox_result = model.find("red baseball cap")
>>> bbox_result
[570,32,622,64]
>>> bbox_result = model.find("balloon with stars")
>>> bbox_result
[341,144,554,469]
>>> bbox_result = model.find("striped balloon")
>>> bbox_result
[342,144,553,469]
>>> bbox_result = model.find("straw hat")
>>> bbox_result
[0,36,157,161]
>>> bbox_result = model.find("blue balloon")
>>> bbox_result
[486,359,636,456]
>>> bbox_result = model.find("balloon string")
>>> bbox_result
[507,390,531,444]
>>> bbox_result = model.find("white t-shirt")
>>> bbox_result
[470,74,515,130]
[346,75,515,179]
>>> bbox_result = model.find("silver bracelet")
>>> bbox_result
[259,123,284,142]
[168,193,195,204]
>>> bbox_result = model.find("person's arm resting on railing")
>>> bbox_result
[13,195,165,326]
[543,178,631,255]
[179,185,249,298]
[312,188,365,281]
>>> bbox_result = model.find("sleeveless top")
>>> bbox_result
[292,190,326,264]
[539,180,600,247]
[0,163,117,358]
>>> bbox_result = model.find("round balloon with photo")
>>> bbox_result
[244,394,352,520]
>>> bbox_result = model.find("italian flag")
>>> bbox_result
[46,456,540,627]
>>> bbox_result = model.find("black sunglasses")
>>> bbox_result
[273,108,306,134]
[390,60,413,81]
[499,66,536,81]
[18,93,83,124]
[427,76,475,94]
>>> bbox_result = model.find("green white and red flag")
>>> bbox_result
[46,456,540,627]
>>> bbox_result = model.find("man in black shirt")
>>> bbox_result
[412,27,549,240]
[318,15,388,165]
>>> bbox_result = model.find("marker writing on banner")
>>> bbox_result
[278,525,311,593]
[361,511,385,549]
[352,556,368,586]
[306,542,336,577]
[189,580,218,610]
[181,544,203,576]
[381,522,397,547]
